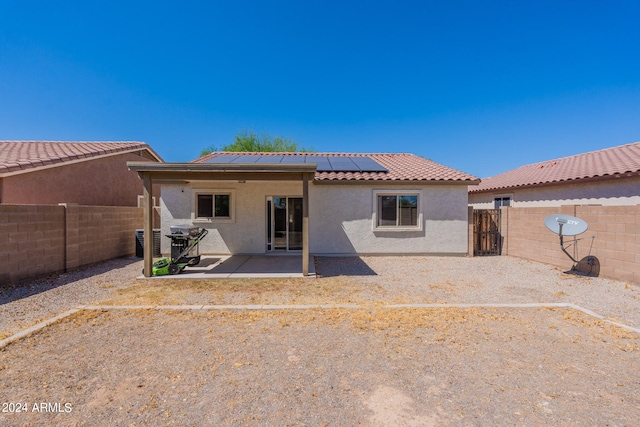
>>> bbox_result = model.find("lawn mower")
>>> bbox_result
[150,225,208,276]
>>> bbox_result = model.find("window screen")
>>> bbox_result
[197,194,213,218]
[377,194,418,227]
[197,193,231,218]
[214,194,230,217]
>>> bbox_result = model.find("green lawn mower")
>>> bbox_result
[150,226,208,276]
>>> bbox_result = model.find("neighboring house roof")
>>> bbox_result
[0,140,163,176]
[194,152,479,182]
[470,141,640,193]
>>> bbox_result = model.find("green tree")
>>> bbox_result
[200,132,314,156]
[200,144,218,156]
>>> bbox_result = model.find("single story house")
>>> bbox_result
[469,141,640,208]
[130,152,479,276]
[0,141,163,206]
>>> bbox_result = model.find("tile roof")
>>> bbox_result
[471,141,640,193]
[0,141,161,175]
[194,152,479,182]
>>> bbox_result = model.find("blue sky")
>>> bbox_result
[1,1,638,178]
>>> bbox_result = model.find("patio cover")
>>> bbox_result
[128,161,317,277]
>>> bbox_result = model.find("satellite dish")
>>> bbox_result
[544,214,588,236]
[544,214,598,276]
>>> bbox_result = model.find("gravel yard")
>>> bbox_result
[1,255,639,426]
[0,258,141,340]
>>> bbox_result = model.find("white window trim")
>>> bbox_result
[372,189,423,231]
[493,194,513,208]
[192,189,236,224]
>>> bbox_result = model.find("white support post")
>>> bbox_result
[302,173,310,276]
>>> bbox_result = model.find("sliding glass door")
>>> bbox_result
[266,196,302,251]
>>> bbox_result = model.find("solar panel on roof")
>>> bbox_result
[327,157,359,171]
[235,155,263,163]
[206,155,240,163]
[350,156,388,172]
[280,156,308,163]
[256,155,284,163]
[205,154,388,173]
[306,156,332,171]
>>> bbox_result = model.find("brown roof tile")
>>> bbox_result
[194,152,478,182]
[0,141,162,175]
[471,141,640,193]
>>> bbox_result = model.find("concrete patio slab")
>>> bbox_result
[139,255,315,279]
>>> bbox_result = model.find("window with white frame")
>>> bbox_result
[194,191,233,220]
[494,196,511,209]
[374,191,421,229]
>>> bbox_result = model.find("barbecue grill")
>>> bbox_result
[150,224,208,275]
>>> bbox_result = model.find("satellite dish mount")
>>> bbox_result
[544,214,598,277]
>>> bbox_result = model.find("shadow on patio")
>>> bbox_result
[147,255,316,279]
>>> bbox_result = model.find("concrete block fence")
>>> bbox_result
[3,202,638,285]
[501,204,640,285]
[0,204,143,285]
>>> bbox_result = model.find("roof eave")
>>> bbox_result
[127,161,318,174]
[314,178,481,185]
[469,171,640,193]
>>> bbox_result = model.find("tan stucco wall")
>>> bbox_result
[469,177,640,208]
[1,151,160,206]
[310,184,469,255]
[162,181,303,255]
[161,181,470,255]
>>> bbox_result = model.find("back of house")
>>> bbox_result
[130,151,479,257]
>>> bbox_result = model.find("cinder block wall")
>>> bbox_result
[502,205,640,284]
[0,204,143,285]
[64,205,143,270]
[0,205,66,284]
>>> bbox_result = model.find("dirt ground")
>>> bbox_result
[1,255,639,426]
[1,306,639,426]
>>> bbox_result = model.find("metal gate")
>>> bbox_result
[473,209,502,256]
